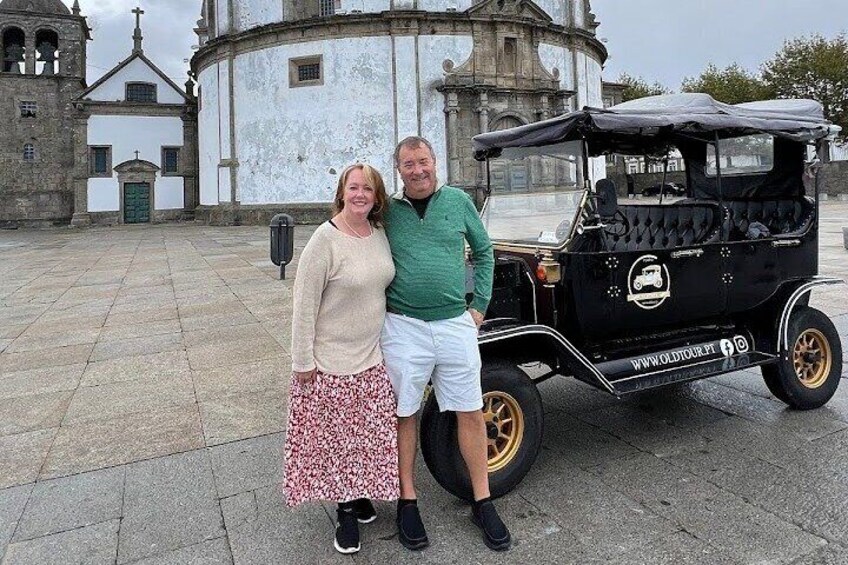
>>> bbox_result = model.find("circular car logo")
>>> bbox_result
[626,255,671,310]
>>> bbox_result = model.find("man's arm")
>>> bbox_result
[462,194,494,319]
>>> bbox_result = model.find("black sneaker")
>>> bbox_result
[351,498,377,524]
[471,500,511,551]
[396,501,429,550]
[334,507,361,554]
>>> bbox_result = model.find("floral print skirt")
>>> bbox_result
[284,363,399,507]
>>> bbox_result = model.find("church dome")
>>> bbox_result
[0,0,71,15]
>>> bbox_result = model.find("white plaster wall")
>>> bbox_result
[156,177,185,210]
[393,36,419,142]
[418,34,474,189]
[418,0,473,11]
[573,0,584,27]
[198,65,221,206]
[534,0,566,26]
[217,0,231,34]
[233,38,396,204]
[341,0,390,12]
[217,59,232,203]
[539,42,575,93]
[88,178,119,212]
[86,115,185,211]
[234,0,282,32]
[86,58,186,104]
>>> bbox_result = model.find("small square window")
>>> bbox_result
[20,101,37,118]
[162,147,180,175]
[126,82,157,103]
[23,143,35,162]
[298,63,320,82]
[89,146,111,176]
[290,55,323,88]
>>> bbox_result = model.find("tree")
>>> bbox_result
[762,34,848,137]
[681,63,773,105]
[618,73,671,102]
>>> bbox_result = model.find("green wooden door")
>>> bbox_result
[123,183,150,224]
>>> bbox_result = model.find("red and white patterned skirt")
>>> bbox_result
[284,363,400,507]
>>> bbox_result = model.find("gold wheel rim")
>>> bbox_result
[793,328,832,389]
[483,391,525,473]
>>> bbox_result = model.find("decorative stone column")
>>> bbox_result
[445,91,460,184]
[475,91,490,193]
[24,32,35,75]
[70,108,91,226]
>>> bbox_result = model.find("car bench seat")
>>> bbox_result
[723,197,814,240]
[606,203,722,252]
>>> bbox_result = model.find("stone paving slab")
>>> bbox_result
[41,405,204,480]
[80,351,191,387]
[0,483,33,562]
[210,433,285,498]
[129,537,233,565]
[0,390,72,436]
[0,364,84,401]
[119,450,225,563]
[2,519,119,565]
[0,429,56,489]
[13,467,124,542]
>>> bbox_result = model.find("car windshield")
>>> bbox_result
[480,190,585,247]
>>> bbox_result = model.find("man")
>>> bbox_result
[381,136,511,552]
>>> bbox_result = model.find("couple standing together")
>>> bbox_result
[283,136,511,554]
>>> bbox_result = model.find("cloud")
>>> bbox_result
[74,0,199,85]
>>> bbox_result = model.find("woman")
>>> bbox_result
[284,163,399,555]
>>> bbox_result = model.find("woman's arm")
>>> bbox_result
[290,230,332,383]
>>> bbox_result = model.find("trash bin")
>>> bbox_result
[270,213,295,280]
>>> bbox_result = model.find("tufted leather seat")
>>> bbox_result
[723,198,814,240]
[605,203,722,251]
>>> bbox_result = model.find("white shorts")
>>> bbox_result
[381,311,483,418]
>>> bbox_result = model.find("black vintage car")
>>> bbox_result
[420,94,845,501]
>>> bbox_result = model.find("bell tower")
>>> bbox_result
[0,0,91,226]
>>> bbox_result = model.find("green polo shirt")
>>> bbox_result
[385,185,494,321]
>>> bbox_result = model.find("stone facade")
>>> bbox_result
[0,2,90,227]
[191,0,607,224]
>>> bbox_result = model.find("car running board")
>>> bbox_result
[605,351,775,396]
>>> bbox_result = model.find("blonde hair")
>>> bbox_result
[332,163,388,227]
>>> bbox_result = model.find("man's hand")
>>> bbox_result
[468,308,485,328]
[293,368,317,386]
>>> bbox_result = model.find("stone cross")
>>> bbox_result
[134,150,140,160]
[132,7,145,53]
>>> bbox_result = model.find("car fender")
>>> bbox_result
[478,322,615,394]
[776,276,845,353]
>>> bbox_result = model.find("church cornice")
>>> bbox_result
[191,10,607,76]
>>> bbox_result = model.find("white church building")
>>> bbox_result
[191,0,608,223]
[71,8,198,226]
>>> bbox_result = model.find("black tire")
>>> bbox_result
[762,306,843,410]
[420,360,544,501]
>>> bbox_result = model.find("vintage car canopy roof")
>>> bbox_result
[472,93,841,160]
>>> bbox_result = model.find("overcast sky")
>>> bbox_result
[593,0,848,89]
[73,0,848,91]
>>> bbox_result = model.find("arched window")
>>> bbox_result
[35,29,59,76]
[2,27,26,74]
[23,144,35,161]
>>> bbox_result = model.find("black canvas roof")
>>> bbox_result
[473,93,840,160]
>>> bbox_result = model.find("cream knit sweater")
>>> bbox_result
[290,222,395,375]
